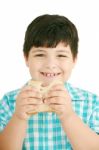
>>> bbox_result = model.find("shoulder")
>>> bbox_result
[0,89,20,132]
[65,82,99,103]
[0,88,20,107]
[2,88,20,100]
[4,89,20,98]
[0,88,20,116]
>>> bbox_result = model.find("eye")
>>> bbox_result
[57,55,67,58]
[34,54,45,57]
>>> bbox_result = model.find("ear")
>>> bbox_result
[74,56,77,64]
[24,54,29,67]
[72,55,78,68]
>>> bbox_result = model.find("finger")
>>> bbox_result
[20,90,42,99]
[44,97,66,105]
[21,85,40,94]
[20,97,43,106]
[48,85,67,96]
[19,104,38,114]
[17,105,38,119]
[49,104,64,115]
[16,87,36,100]
[26,105,38,115]
[26,104,38,111]
[47,90,67,98]
[21,85,35,92]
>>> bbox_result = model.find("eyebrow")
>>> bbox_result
[31,49,70,53]
[31,49,45,53]
[56,50,70,53]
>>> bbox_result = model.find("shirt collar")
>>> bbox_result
[64,82,87,101]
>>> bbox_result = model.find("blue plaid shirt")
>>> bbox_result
[0,82,99,150]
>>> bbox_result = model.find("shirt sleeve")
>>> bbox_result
[89,98,99,134]
[0,95,13,132]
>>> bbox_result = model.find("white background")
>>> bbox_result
[0,0,99,99]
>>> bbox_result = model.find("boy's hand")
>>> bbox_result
[44,83,74,121]
[14,86,43,120]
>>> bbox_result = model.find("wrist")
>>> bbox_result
[60,110,76,124]
[13,113,28,124]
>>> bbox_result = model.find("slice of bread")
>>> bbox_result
[28,80,63,114]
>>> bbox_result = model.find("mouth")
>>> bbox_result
[41,72,61,78]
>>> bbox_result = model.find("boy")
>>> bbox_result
[0,14,99,150]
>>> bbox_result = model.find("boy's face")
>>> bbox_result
[24,42,77,84]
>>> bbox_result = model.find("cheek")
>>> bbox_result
[28,59,41,67]
[61,61,73,70]
[28,61,43,73]
[61,62,74,77]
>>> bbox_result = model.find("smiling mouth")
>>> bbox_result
[41,72,61,77]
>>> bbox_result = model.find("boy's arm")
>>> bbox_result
[45,83,99,150]
[61,112,99,150]
[0,85,42,150]
[0,114,27,150]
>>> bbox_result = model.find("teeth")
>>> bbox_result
[42,73,59,77]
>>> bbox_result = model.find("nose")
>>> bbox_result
[44,57,58,69]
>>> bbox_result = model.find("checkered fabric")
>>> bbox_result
[0,82,99,150]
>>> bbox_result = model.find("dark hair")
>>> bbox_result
[23,14,79,59]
